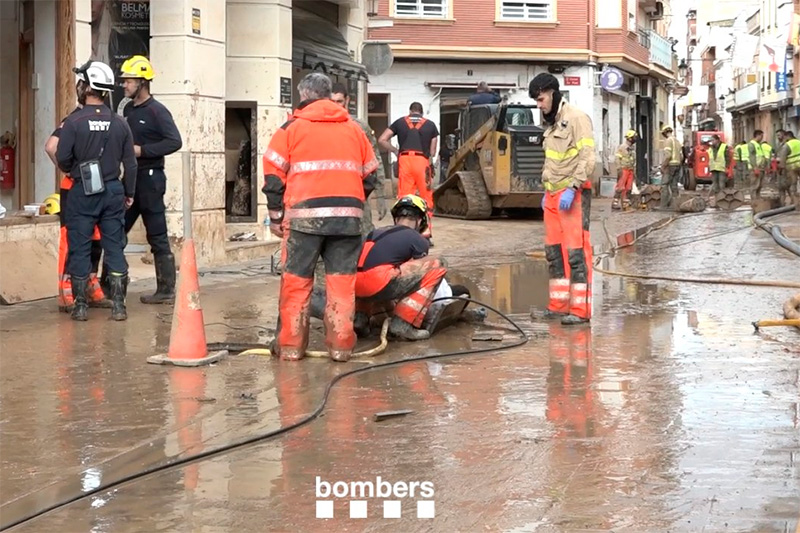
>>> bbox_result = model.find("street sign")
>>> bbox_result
[600,67,624,91]
[564,76,581,86]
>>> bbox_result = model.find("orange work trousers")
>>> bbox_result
[398,152,434,238]
[543,186,593,320]
[355,257,446,328]
[546,322,594,437]
[277,227,362,360]
[615,168,634,201]
[58,177,105,309]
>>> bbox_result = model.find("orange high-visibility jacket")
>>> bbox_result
[262,99,379,236]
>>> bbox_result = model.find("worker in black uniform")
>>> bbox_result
[56,60,137,321]
[118,55,183,304]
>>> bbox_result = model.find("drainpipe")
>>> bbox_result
[587,0,595,62]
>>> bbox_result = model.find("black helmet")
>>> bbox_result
[391,195,429,234]
[529,73,560,98]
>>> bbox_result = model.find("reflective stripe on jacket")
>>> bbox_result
[615,142,635,170]
[262,99,379,235]
[542,101,596,189]
[663,135,681,165]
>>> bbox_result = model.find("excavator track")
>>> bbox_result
[433,171,494,219]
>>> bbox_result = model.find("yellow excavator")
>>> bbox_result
[433,101,546,219]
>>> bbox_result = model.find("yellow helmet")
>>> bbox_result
[44,193,60,215]
[120,55,155,81]
[625,129,637,139]
[391,195,429,234]
[661,124,673,133]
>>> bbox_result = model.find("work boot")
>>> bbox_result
[561,314,590,326]
[280,347,305,361]
[109,274,129,321]
[531,307,567,320]
[329,350,352,363]
[99,263,110,298]
[389,316,431,341]
[70,276,89,322]
[461,307,488,323]
[141,253,176,305]
[611,197,621,210]
[354,311,371,338]
[88,274,112,308]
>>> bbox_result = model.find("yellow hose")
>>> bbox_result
[239,317,391,359]
[592,266,800,290]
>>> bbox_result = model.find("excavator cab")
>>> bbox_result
[434,102,545,219]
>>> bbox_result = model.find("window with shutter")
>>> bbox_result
[394,0,448,18]
[499,1,554,21]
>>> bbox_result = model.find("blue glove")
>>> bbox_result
[541,194,546,210]
[559,187,576,211]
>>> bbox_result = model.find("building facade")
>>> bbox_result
[0,0,369,266]
[684,0,800,150]
[365,0,677,183]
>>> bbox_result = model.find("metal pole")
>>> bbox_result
[182,150,192,240]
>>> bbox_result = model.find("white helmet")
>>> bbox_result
[73,60,115,93]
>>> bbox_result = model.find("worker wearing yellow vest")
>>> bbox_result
[733,140,749,190]
[708,135,733,205]
[777,130,800,207]
[748,130,767,200]
[613,130,637,210]
[659,125,682,210]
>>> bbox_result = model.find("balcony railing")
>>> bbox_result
[637,26,651,49]
[647,29,672,71]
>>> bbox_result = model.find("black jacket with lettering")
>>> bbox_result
[56,104,138,197]
[124,97,182,171]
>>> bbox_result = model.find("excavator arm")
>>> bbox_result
[446,114,498,178]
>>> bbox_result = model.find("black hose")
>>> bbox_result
[1,297,527,532]
[753,205,800,258]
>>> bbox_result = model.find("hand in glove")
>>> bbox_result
[559,187,576,211]
[541,194,546,210]
[376,196,388,220]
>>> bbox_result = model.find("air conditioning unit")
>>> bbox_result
[646,1,664,20]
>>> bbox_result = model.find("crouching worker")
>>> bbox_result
[311,195,483,341]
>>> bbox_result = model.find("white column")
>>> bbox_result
[150,0,227,266]
[226,0,292,242]
[33,0,56,202]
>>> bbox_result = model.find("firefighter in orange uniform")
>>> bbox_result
[378,102,439,245]
[263,72,379,362]
[45,110,109,311]
[529,73,596,325]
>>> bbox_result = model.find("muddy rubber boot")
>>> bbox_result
[354,311,371,338]
[99,263,110,300]
[461,307,488,323]
[109,274,129,321]
[611,196,621,210]
[329,350,352,363]
[141,253,176,305]
[70,277,89,322]
[531,307,567,320]
[389,316,431,341]
[561,314,590,326]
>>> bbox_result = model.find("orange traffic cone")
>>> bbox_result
[147,239,227,366]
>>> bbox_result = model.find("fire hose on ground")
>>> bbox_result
[0,297,527,531]
[752,205,800,331]
[596,206,800,331]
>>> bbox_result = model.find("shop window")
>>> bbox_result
[225,104,257,222]
[395,0,448,18]
[499,1,554,21]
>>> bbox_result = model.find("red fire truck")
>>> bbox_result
[685,130,733,191]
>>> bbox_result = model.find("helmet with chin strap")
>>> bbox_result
[391,195,429,234]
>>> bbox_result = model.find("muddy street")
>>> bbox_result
[1,203,799,532]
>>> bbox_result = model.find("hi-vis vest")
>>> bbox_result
[761,142,773,161]
[786,138,800,169]
[734,143,747,161]
[749,140,765,169]
[709,143,728,172]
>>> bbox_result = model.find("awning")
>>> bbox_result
[292,9,368,81]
